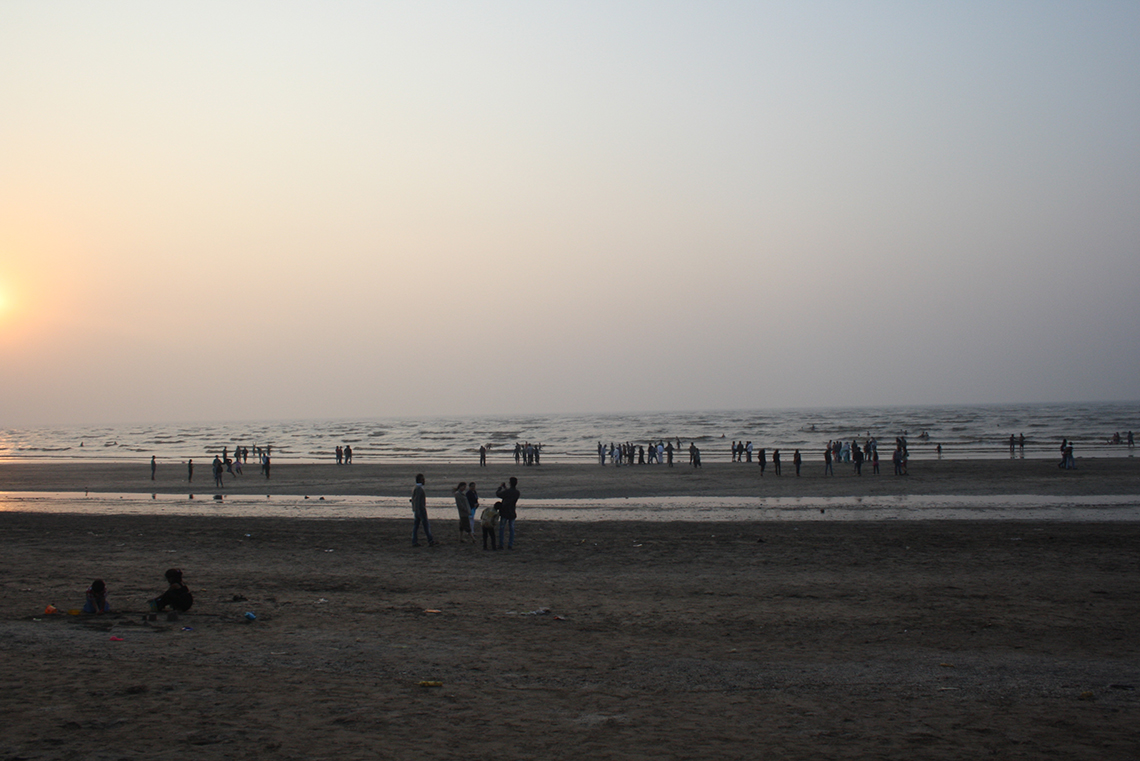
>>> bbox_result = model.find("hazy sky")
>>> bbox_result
[2,2,1138,426]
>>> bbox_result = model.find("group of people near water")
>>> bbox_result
[513,442,542,465]
[598,440,704,467]
[1109,431,1135,448]
[411,474,522,551]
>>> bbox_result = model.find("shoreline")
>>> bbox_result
[1,458,1137,500]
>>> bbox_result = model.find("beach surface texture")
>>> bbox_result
[2,460,1138,759]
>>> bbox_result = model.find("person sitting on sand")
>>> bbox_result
[83,579,110,614]
[151,568,193,612]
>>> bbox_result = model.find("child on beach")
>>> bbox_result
[150,568,194,612]
[83,579,110,614]
[480,501,501,550]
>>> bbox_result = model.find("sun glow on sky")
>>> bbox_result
[1,2,1138,426]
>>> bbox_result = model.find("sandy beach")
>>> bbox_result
[2,461,1138,759]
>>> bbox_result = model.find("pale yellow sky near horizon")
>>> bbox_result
[1,2,1138,425]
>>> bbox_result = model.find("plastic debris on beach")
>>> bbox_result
[109,636,124,641]
[418,681,443,688]
[423,609,442,614]
[244,612,257,620]
[509,608,552,616]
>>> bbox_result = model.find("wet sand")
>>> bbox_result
[1,460,1138,759]
[2,457,1139,499]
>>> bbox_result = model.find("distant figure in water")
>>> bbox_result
[150,455,156,481]
[936,443,942,459]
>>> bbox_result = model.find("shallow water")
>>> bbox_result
[2,402,1139,465]
[3,491,1138,522]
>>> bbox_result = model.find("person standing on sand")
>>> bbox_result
[773,448,781,475]
[466,483,479,528]
[453,482,473,543]
[212,455,224,488]
[479,445,487,466]
[151,455,157,481]
[757,448,766,476]
[411,474,436,547]
[496,477,520,549]
[793,449,802,476]
[187,459,193,482]
[824,446,833,476]
[666,441,674,466]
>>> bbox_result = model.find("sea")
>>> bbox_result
[1,401,1137,465]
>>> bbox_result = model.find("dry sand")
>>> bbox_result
[1,461,1139,759]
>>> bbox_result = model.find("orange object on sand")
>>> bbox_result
[44,605,58,615]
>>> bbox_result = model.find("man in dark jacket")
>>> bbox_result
[495,477,520,550]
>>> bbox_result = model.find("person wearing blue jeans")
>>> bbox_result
[495,477,520,550]
[411,473,436,547]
